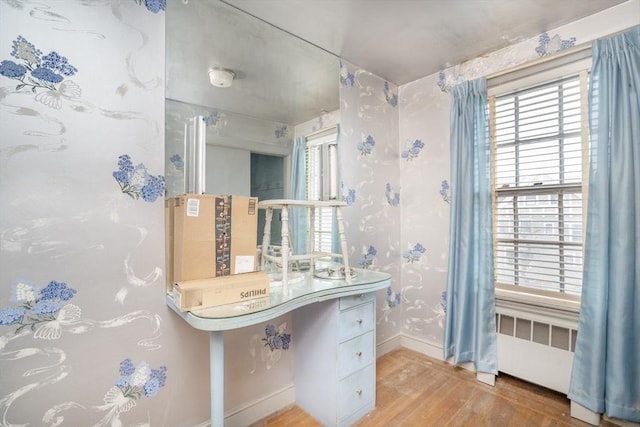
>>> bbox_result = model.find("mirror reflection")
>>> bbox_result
[165,0,340,190]
[165,0,340,250]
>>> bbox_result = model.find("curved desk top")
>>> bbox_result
[166,268,391,331]
[257,199,347,208]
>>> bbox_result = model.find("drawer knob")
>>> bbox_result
[356,389,363,396]
[356,351,362,357]
[356,319,363,325]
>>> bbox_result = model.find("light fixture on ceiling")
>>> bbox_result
[208,68,235,88]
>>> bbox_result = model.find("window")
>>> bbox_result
[305,128,339,253]
[490,71,588,299]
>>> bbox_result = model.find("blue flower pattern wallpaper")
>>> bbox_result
[1,280,78,337]
[398,23,588,343]
[340,25,582,348]
[401,139,425,160]
[0,35,81,110]
[1,0,632,424]
[113,154,165,202]
[0,3,194,425]
[247,321,292,373]
[95,358,167,426]
[339,61,402,340]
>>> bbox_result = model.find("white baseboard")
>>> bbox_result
[398,334,445,361]
[195,384,294,427]
[376,334,495,386]
[376,332,446,362]
[571,401,600,425]
[376,333,403,357]
[476,371,496,386]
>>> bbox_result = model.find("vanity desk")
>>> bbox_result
[167,269,390,427]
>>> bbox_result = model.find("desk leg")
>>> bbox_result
[210,330,224,427]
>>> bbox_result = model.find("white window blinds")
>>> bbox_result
[305,128,338,253]
[491,73,587,297]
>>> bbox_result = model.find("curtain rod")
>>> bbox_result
[304,125,337,140]
[486,25,635,82]
[486,43,592,81]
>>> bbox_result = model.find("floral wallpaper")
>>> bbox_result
[396,2,637,352]
[1,0,636,425]
[339,3,638,358]
[0,2,291,426]
[398,68,452,343]
[339,60,402,339]
[0,2,184,425]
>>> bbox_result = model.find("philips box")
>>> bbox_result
[172,271,270,312]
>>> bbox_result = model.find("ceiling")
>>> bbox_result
[166,0,628,126]
[224,0,627,85]
[166,0,340,125]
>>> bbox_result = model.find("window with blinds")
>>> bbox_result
[305,129,338,253]
[491,74,587,298]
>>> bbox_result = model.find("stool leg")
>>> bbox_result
[336,206,351,283]
[280,205,289,294]
[261,207,273,272]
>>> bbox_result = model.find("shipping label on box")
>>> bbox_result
[173,271,270,312]
[228,195,258,274]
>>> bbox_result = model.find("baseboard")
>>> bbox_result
[376,333,403,357]
[377,334,496,385]
[376,332,446,362]
[398,334,445,361]
[191,384,296,427]
[571,401,600,426]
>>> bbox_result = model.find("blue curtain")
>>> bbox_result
[444,77,497,374]
[289,136,307,254]
[332,124,341,256]
[568,26,640,422]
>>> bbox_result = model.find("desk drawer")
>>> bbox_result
[337,363,375,419]
[338,330,374,379]
[339,292,375,311]
[338,302,374,342]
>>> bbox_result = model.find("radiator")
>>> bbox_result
[495,301,579,394]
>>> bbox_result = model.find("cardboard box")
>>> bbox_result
[173,271,269,312]
[173,194,258,282]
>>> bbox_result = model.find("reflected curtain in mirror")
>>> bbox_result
[289,136,307,254]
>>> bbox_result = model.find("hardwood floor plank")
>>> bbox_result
[257,347,615,426]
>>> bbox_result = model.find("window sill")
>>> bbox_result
[495,287,581,325]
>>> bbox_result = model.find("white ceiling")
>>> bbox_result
[167,0,628,126]
[224,0,628,85]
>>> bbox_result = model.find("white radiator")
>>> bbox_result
[495,300,579,394]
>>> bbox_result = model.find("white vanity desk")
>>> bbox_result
[167,269,391,427]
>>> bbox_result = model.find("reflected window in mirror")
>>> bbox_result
[305,127,339,253]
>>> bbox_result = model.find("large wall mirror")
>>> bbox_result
[165,0,340,243]
[165,0,340,247]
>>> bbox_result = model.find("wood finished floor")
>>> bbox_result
[253,347,618,427]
